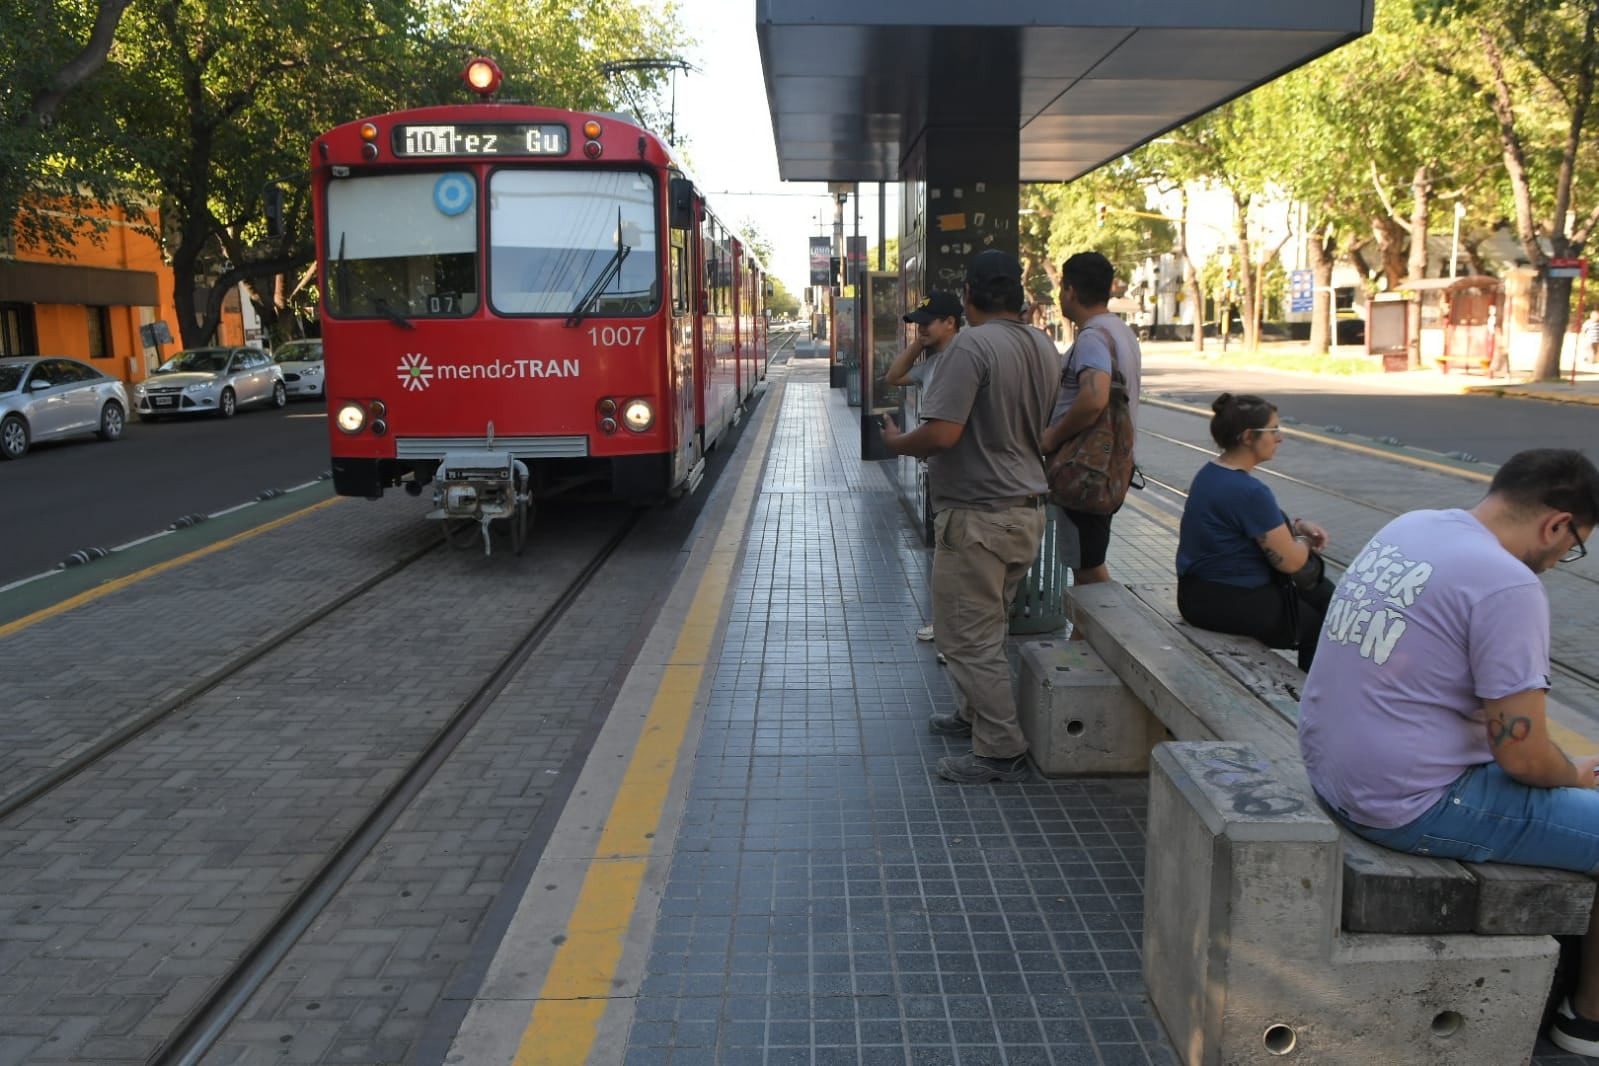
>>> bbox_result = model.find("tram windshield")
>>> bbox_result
[325,171,480,320]
[488,170,660,316]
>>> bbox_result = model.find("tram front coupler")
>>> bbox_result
[428,448,530,556]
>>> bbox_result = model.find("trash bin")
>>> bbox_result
[1009,504,1071,634]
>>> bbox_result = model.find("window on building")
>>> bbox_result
[86,306,112,359]
[0,304,36,356]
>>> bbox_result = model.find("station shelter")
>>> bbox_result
[0,195,246,384]
[1370,276,1505,375]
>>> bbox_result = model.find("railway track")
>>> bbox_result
[0,507,640,1066]
[144,512,640,1066]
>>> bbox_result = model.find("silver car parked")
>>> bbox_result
[272,339,326,399]
[134,346,287,420]
[0,356,131,460]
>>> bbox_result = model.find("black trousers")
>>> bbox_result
[1177,573,1336,672]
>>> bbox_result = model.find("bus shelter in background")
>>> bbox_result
[1379,276,1506,375]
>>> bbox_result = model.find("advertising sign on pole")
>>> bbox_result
[1289,270,1314,314]
[809,237,831,286]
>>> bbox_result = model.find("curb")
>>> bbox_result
[1460,385,1599,407]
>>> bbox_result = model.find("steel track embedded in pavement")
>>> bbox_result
[0,536,445,823]
[146,510,641,1066]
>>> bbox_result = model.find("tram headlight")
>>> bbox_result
[621,399,654,433]
[336,402,367,434]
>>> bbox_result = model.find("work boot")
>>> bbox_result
[936,752,1030,784]
[927,712,972,737]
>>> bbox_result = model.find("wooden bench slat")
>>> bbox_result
[1339,833,1479,934]
[1468,862,1595,936]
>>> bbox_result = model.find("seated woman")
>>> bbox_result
[1176,393,1336,671]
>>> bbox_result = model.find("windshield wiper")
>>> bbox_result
[566,208,632,327]
[335,231,414,329]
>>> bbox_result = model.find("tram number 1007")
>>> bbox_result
[587,326,646,347]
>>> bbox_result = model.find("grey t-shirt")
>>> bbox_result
[919,318,1061,513]
[1051,313,1142,427]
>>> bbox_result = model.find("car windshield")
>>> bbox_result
[488,169,660,316]
[325,171,479,320]
[275,342,323,364]
[0,366,23,393]
[157,349,230,374]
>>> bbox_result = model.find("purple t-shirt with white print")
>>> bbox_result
[1298,509,1552,829]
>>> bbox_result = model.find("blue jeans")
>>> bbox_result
[1328,763,1599,876]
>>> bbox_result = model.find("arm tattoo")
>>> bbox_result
[1255,534,1285,568]
[1487,715,1532,747]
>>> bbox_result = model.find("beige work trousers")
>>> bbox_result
[931,504,1047,759]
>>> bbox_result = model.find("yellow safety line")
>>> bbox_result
[1142,396,1492,483]
[513,383,783,1066]
[1121,489,1599,751]
[0,497,342,640]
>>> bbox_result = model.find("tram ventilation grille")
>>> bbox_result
[395,435,588,459]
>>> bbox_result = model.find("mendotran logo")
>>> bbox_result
[395,353,580,391]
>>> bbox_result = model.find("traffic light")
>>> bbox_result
[1096,203,1107,228]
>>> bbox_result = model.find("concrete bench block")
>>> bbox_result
[1016,640,1158,776]
[1146,742,1558,1065]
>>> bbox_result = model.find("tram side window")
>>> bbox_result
[489,169,660,317]
[325,172,479,319]
[670,232,689,316]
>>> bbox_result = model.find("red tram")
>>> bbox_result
[310,59,769,548]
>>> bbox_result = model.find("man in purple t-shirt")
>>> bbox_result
[1298,448,1599,1057]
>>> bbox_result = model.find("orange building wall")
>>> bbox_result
[12,199,245,383]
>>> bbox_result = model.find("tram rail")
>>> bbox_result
[146,512,640,1066]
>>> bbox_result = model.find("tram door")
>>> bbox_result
[667,179,700,481]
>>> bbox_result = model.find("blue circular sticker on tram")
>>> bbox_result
[433,174,474,216]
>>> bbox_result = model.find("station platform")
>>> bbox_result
[426,364,1183,1066]
[444,358,1595,1066]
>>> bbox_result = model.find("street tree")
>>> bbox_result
[94,0,687,347]
[0,0,141,255]
[1420,0,1599,379]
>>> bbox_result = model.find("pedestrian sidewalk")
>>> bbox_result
[1139,340,1599,406]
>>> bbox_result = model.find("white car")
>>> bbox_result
[272,339,326,399]
[134,346,286,419]
[0,356,130,460]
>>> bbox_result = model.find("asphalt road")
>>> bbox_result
[1141,352,1598,463]
[0,399,331,584]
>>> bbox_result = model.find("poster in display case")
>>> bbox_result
[860,271,903,461]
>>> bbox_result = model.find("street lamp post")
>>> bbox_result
[1450,201,1466,279]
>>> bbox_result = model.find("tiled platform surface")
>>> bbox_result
[619,371,1585,1066]
[621,376,1175,1066]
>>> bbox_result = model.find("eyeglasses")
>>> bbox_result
[1251,425,1285,438]
[1560,523,1588,565]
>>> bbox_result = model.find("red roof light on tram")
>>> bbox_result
[584,140,603,159]
[462,58,503,97]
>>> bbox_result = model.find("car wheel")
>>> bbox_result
[97,401,125,441]
[219,388,237,418]
[271,381,287,408]
[0,414,29,460]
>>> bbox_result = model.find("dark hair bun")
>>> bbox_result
[1212,393,1234,414]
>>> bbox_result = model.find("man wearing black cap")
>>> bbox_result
[882,249,1061,784]
[887,291,963,649]
[885,290,963,393]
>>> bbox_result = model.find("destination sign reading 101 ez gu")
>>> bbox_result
[392,123,570,158]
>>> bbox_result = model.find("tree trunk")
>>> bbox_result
[1407,167,1432,369]
[1178,191,1204,352]
[1370,214,1407,289]
[1542,275,1575,378]
[1235,195,1257,351]
[1308,235,1334,355]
